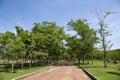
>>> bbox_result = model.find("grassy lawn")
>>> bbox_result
[0,66,50,80]
[81,61,120,80]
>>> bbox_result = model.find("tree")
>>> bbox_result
[66,36,77,61]
[3,31,16,73]
[32,22,67,64]
[67,19,97,64]
[15,36,25,69]
[108,49,120,64]
[0,33,8,71]
[97,11,113,67]
[15,26,30,68]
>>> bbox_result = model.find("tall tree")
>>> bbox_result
[67,19,97,64]
[97,11,113,67]
[15,26,30,68]
[3,31,16,73]
[0,33,7,71]
[32,22,67,63]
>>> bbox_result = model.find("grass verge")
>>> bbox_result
[80,61,120,80]
[0,66,50,80]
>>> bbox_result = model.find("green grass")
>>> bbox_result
[81,61,120,80]
[0,66,50,80]
[0,61,119,80]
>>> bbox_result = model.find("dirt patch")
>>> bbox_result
[18,66,91,80]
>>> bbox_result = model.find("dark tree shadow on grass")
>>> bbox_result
[82,66,104,68]
[107,72,120,76]
[117,66,120,70]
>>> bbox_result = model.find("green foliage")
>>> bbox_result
[67,19,98,64]
[108,49,120,63]
[32,22,66,61]
[0,20,119,80]
[0,21,67,72]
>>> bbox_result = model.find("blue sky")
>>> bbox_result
[0,0,120,49]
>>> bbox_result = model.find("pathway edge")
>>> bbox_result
[80,66,99,80]
[12,66,52,80]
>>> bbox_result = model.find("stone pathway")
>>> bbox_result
[21,66,91,80]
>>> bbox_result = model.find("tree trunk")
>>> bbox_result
[35,59,38,66]
[29,58,32,68]
[87,59,89,64]
[91,56,93,64]
[71,57,73,62]
[113,59,117,64]
[11,59,14,73]
[21,59,24,69]
[103,37,107,68]
[104,51,107,67]
[78,56,80,64]
[34,58,38,66]
[83,54,85,65]
[2,60,5,72]
[46,57,49,65]
[25,58,27,64]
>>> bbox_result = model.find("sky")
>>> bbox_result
[0,0,120,49]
